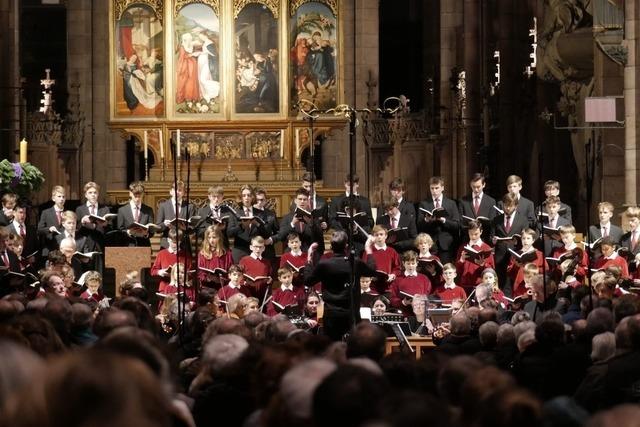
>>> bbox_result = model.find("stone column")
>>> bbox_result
[0,0,20,160]
[440,0,463,194]
[462,0,481,194]
[625,0,639,206]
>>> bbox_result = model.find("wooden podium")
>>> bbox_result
[105,247,152,296]
[385,336,436,359]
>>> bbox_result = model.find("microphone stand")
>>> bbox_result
[537,145,547,305]
[185,149,195,328]
[172,139,183,346]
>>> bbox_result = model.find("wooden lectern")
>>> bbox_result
[105,247,152,296]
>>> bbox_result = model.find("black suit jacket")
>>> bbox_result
[458,193,497,221]
[76,204,112,250]
[256,207,279,260]
[620,231,640,260]
[376,199,417,222]
[491,212,530,264]
[536,201,573,224]
[278,212,324,253]
[329,194,373,230]
[117,203,155,247]
[0,250,22,296]
[37,206,64,257]
[542,216,571,256]
[417,197,460,258]
[6,222,39,258]
[376,213,417,253]
[589,224,624,246]
[304,253,378,316]
[156,199,197,249]
[227,206,268,262]
[498,196,536,228]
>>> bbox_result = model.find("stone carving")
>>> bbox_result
[114,0,164,23]
[290,0,337,17]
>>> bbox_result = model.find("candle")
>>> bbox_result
[176,129,181,159]
[19,138,27,163]
[143,130,148,159]
[159,130,164,159]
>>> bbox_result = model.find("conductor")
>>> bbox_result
[304,230,378,341]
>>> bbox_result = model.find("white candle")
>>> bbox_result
[280,131,284,158]
[19,138,28,163]
[159,130,164,159]
[143,130,148,159]
[176,129,181,159]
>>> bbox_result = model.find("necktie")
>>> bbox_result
[134,205,140,222]
[89,204,96,216]
[245,207,250,217]
[550,218,556,229]
[473,197,480,215]
[434,199,441,209]
[298,221,305,234]
[19,224,25,237]
[505,215,512,233]
[632,232,638,251]
[391,217,397,229]
[1,251,9,268]
[55,210,62,225]
[603,227,609,237]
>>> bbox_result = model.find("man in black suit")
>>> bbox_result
[541,196,571,256]
[6,203,39,261]
[329,174,373,230]
[227,184,268,262]
[417,176,460,264]
[278,188,324,253]
[196,184,234,248]
[492,193,530,294]
[37,185,67,260]
[376,199,417,253]
[620,206,640,262]
[254,187,279,261]
[156,180,197,249]
[0,228,22,295]
[497,175,536,228]
[76,181,112,251]
[117,182,155,247]
[458,173,497,241]
[377,177,416,222]
[536,180,572,224]
[304,230,378,341]
[588,201,624,246]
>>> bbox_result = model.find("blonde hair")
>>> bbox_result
[51,186,65,197]
[371,225,387,235]
[414,233,434,247]
[227,293,247,318]
[83,181,100,194]
[200,226,227,259]
[60,210,77,223]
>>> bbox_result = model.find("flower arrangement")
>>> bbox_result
[0,159,45,199]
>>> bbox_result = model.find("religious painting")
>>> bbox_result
[169,130,282,160]
[115,4,164,117]
[234,2,280,114]
[174,3,221,114]
[290,1,338,110]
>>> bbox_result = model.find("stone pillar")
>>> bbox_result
[462,0,481,193]
[323,0,378,192]
[625,0,639,206]
[0,0,20,160]
[440,0,463,194]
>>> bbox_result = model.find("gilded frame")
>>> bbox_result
[109,0,344,124]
